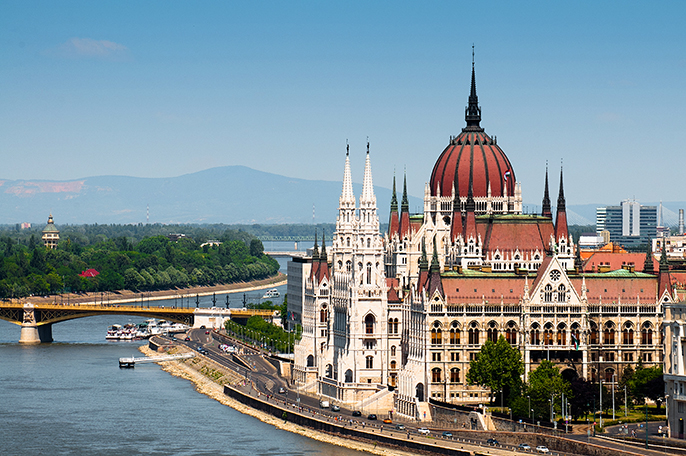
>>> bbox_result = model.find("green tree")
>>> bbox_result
[466,336,523,406]
[631,365,664,410]
[526,361,571,422]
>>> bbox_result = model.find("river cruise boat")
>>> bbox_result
[262,288,280,299]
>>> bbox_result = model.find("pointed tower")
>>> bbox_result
[463,184,477,239]
[554,166,568,241]
[399,172,411,238]
[465,51,482,131]
[418,237,429,290]
[658,242,673,300]
[541,164,552,218]
[450,183,463,243]
[643,244,655,273]
[427,237,445,299]
[388,174,399,238]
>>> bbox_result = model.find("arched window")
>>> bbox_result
[432,368,442,383]
[487,321,498,342]
[365,356,373,369]
[431,328,442,346]
[367,238,371,248]
[468,322,480,345]
[557,323,566,345]
[391,345,396,356]
[623,322,634,345]
[366,262,372,284]
[365,314,375,334]
[307,354,315,367]
[390,360,397,370]
[325,364,333,378]
[589,322,598,345]
[345,369,353,382]
[393,318,399,334]
[544,284,553,302]
[530,323,540,345]
[346,260,352,272]
[320,305,328,323]
[450,328,461,345]
[544,323,554,345]
[505,321,517,344]
[451,368,460,383]
[604,321,615,345]
[605,367,615,383]
[557,284,566,302]
[346,237,350,247]
[641,322,653,345]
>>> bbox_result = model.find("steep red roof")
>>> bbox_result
[570,274,657,302]
[442,275,525,305]
[479,216,554,257]
[386,278,402,303]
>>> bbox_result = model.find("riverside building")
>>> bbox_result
[291,61,675,420]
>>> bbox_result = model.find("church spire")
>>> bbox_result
[643,244,655,273]
[320,231,327,261]
[430,237,440,273]
[542,163,552,218]
[465,45,482,130]
[312,229,319,261]
[554,165,568,240]
[419,237,429,271]
[340,141,355,205]
[360,139,375,205]
[401,171,409,213]
[390,173,398,212]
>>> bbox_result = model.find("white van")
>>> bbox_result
[320,400,330,409]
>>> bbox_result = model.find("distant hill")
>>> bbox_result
[0,166,423,225]
[3,166,683,227]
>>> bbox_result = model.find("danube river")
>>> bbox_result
[0,243,365,456]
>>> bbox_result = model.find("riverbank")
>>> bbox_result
[27,273,286,306]
[140,345,415,456]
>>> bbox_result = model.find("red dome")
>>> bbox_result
[429,129,516,198]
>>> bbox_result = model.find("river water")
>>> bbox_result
[0,243,365,456]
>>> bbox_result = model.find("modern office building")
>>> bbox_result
[596,200,657,248]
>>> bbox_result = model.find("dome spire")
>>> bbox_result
[465,45,482,130]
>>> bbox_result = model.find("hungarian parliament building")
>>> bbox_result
[289,63,676,420]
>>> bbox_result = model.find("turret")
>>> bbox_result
[542,164,552,218]
[388,174,399,238]
[554,166,568,241]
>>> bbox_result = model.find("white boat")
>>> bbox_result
[262,288,280,299]
[106,324,122,340]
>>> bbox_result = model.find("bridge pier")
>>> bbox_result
[18,303,53,344]
[19,323,53,344]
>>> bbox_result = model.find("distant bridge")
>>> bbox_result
[265,251,307,257]
[0,301,277,344]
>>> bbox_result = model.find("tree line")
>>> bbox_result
[0,230,279,298]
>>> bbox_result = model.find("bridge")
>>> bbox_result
[0,301,278,344]
[265,251,307,257]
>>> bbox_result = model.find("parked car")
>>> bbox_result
[352,411,362,417]
[536,445,550,453]
[205,330,210,334]
[518,443,531,450]
[367,414,377,420]
[331,405,341,412]
[278,387,286,394]
[382,418,392,424]
[418,428,430,435]
[487,438,500,446]
[442,431,453,437]
[395,424,405,430]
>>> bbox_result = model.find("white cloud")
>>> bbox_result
[47,38,129,60]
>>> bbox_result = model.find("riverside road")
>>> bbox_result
[170,329,670,456]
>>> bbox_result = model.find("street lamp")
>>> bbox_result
[612,373,616,421]
[599,379,603,429]
[528,395,531,421]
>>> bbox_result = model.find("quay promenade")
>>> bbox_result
[149,331,655,456]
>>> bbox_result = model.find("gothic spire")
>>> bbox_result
[390,173,398,213]
[465,46,482,130]
[643,244,655,273]
[542,163,552,218]
[320,231,327,261]
[312,229,319,261]
[340,141,355,205]
[419,237,429,271]
[360,139,375,205]
[557,165,566,212]
[430,237,440,273]
[660,241,669,272]
[401,171,409,213]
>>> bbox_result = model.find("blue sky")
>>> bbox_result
[1,1,685,208]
